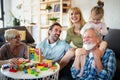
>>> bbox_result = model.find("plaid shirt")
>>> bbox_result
[71,48,116,80]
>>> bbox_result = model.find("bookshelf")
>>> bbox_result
[39,0,71,41]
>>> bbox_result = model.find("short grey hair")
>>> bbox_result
[4,29,19,42]
[81,24,101,38]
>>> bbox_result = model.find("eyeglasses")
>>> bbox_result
[14,35,21,39]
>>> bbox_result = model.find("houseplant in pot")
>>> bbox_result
[46,5,52,13]
[9,10,20,26]
[49,17,59,24]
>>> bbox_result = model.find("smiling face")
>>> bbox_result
[11,34,21,46]
[83,29,100,50]
[48,25,62,43]
[5,29,21,46]
[69,7,86,27]
[70,10,81,24]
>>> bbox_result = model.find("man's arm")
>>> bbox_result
[59,48,75,70]
[93,49,116,79]
[92,47,103,73]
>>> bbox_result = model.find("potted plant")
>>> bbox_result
[46,5,52,12]
[49,17,59,24]
[9,10,20,26]
[49,17,59,21]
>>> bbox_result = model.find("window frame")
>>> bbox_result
[0,0,4,27]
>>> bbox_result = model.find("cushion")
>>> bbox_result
[0,37,3,42]
[17,30,26,41]
[104,28,120,59]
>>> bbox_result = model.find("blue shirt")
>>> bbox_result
[36,39,71,62]
[71,48,116,80]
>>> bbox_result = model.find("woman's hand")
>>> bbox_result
[9,58,18,64]
[18,58,26,61]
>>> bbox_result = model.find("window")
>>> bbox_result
[0,0,4,28]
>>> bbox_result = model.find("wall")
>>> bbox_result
[4,0,120,29]
[3,0,11,27]
[72,0,120,29]
[3,0,120,43]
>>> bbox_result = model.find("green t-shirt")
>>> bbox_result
[65,27,83,48]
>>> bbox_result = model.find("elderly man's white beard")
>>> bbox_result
[83,43,96,50]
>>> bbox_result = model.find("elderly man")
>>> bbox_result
[71,26,116,80]
[36,22,71,62]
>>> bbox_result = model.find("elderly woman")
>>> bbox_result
[0,29,28,66]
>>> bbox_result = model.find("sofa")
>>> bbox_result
[0,26,35,47]
[103,28,120,80]
[59,28,120,80]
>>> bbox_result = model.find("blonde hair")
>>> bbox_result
[68,7,86,28]
[4,29,19,42]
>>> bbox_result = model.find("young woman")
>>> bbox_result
[59,7,86,71]
[65,7,86,48]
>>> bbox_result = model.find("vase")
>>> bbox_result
[46,10,51,13]
[49,21,56,25]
